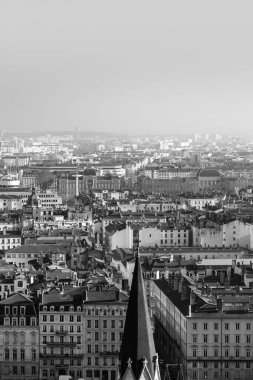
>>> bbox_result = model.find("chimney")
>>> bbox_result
[181,285,188,301]
[188,304,192,317]
[174,276,179,291]
[82,290,88,301]
[115,289,121,301]
[178,277,183,293]
[190,290,196,305]
[217,296,222,311]
[122,279,129,293]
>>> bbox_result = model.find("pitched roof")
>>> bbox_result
[0,293,32,305]
[120,255,156,379]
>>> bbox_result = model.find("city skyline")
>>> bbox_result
[1,1,253,136]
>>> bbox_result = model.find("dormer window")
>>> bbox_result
[50,306,54,312]
[43,306,47,311]
[4,306,10,316]
[12,307,18,315]
[20,306,25,315]
[69,306,74,312]
[60,306,64,312]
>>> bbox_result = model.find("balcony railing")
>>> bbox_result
[99,351,119,356]
[55,330,69,335]
[46,342,76,347]
[40,353,83,358]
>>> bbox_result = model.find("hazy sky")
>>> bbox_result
[0,0,253,136]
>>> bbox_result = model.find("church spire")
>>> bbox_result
[120,235,158,379]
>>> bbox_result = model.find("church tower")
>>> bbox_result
[119,247,161,380]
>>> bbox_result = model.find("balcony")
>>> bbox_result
[46,342,76,347]
[55,330,68,335]
[99,351,119,356]
[40,353,84,358]
[55,363,69,369]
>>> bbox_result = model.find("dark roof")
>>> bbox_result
[120,256,156,378]
[198,168,221,178]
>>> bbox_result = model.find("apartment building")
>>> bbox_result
[153,276,253,380]
[39,291,84,380]
[0,232,21,251]
[83,289,128,380]
[0,293,39,380]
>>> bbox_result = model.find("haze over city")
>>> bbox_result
[1,0,253,136]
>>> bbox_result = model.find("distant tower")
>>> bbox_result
[72,173,82,197]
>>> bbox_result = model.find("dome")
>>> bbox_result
[198,168,221,178]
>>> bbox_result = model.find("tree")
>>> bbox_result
[37,171,55,191]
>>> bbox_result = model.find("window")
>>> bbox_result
[95,332,99,341]
[224,323,229,330]
[32,366,36,375]
[70,325,74,332]
[60,315,64,322]
[246,335,251,343]
[235,362,240,368]
[203,348,208,357]
[214,323,218,330]
[193,323,197,330]
[119,320,123,328]
[95,345,99,353]
[70,315,74,322]
[87,320,91,328]
[77,315,81,322]
[5,348,9,360]
[224,335,229,343]
[246,362,251,368]
[214,349,218,357]
[203,323,208,330]
[87,357,91,366]
[236,323,240,330]
[13,349,17,361]
[111,332,115,341]
[203,334,208,343]
[88,345,91,353]
[193,335,197,343]
[235,335,240,343]
[50,370,55,377]
[111,320,115,328]
[50,315,54,322]
[77,326,81,333]
[95,320,99,328]
[13,366,18,375]
[21,349,25,360]
[43,315,47,322]
[246,323,251,330]
[193,349,197,358]
[77,336,81,344]
[21,366,25,375]
[95,357,99,366]
[103,320,107,328]
[214,335,219,343]
[87,370,93,378]
[246,348,250,357]
[32,349,36,361]
[235,348,240,357]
